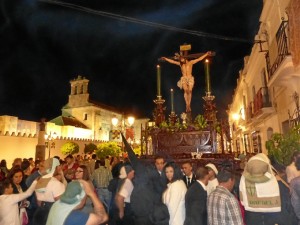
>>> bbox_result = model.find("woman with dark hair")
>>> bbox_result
[9,167,30,225]
[162,162,187,225]
[75,165,95,214]
[30,160,41,174]
[75,165,90,181]
[110,156,120,171]
[11,158,22,170]
[9,167,28,195]
[0,159,9,178]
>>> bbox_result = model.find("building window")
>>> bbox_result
[252,131,262,153]
[252,86,256,101]
[267,127,273,140]
[282,120,289,135]
[236,139,240,154]
[232,123,236,131]
[261,68,268,87]
[84,113,88,121]
[243,134,250,153]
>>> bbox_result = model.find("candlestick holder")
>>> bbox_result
[169,111,177,126]
[202,92,215,101]
[153,97,166,126]
[202,92,217,123]
[181,113,187,125]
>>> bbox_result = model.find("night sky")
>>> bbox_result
[0,0,262,122]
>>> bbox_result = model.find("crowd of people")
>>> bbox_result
[0,142,300,225]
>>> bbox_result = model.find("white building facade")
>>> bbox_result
[228,0,300,154]
[0,75,148,166]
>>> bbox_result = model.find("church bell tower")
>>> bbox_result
[67,75,90,107]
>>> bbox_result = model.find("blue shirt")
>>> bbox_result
[64,210,89,225]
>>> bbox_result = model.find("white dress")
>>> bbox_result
[162,180,187,225]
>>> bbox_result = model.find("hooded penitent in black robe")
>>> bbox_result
[121,134,169,225]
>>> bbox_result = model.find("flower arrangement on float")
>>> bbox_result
[151,114,208,133]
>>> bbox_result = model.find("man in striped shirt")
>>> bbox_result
[91,159,113,211]
[207,170,243,225]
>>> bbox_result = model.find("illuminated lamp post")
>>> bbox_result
[111,115,135,149]
[44,132,57,158]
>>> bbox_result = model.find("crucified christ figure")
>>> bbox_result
[161,51,212,112]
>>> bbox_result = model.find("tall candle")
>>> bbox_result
[204,59,211,93]
[157,65,161,97]
[171,88,174,112]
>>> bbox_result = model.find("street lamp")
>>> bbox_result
[111,117,119,127]
[44,132,57,158]
[111,115,135,144]
[111,116,135,130]
[127,116,135,127]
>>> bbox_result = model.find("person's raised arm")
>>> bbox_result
[121,133,138,168]
[10,180,37,204]
[80,180,108,225]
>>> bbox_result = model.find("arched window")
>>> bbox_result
[79,84,83,94]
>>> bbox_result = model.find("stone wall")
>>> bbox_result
[0,132,108,169]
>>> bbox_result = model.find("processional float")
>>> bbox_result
[141,44,222,157]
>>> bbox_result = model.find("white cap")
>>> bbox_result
[205,163,218,175]
[119,166,127,179]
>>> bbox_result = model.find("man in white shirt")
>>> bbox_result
[115,164,135,224]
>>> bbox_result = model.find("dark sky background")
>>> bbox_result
[0,0,262,122]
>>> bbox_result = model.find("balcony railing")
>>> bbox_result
[246,87,272,121]
[266,20,290,79]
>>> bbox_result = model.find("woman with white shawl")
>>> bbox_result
[32,157,65,225]
[46,180,108,225]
